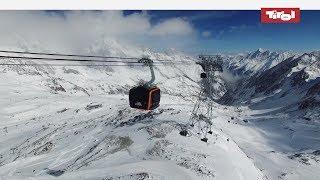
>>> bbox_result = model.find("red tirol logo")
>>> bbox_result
[261,8,300,23]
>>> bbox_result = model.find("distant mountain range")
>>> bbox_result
[221,49,320,120]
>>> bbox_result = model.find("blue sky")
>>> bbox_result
[124,10,320,53]
[1,10,319,55]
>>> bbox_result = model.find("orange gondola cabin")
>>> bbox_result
[129,85,160,110]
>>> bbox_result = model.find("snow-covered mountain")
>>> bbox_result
[0,45,319,180]
[223,48,298,76]
[221,50,320,120]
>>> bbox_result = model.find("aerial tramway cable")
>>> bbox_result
[0,49,209,113]
[0,55,139,63]
[0,50,191,63]
[0,56,195,66]
[1,49,228,142]
[0,50,140,60]
[0,63,194,67]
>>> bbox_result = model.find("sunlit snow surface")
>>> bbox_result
[0,91,265,180]
[0,49,320,180]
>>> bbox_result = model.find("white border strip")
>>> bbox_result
[0,0,316,10]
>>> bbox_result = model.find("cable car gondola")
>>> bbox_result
[129,57,161,110]
[129,84,160,110]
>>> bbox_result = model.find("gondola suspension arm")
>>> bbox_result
[138,57,155,85]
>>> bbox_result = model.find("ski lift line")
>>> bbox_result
[0,59,195,66]
[0,50,194,63]
[0,50,140,60]
[0,55,195,65]
[0,63,196,67]
[0,63,144,67]
[0,55,143,63]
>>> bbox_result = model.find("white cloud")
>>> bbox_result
[0,11,195,54]
[149,18,193,36]
[201,31,211,37]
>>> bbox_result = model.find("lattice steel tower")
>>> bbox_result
[180,55,223,142]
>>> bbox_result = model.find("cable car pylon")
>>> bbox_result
[180,55,223,142]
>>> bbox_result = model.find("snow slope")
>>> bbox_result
[0,46,319,180]
[0,93,264,180]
